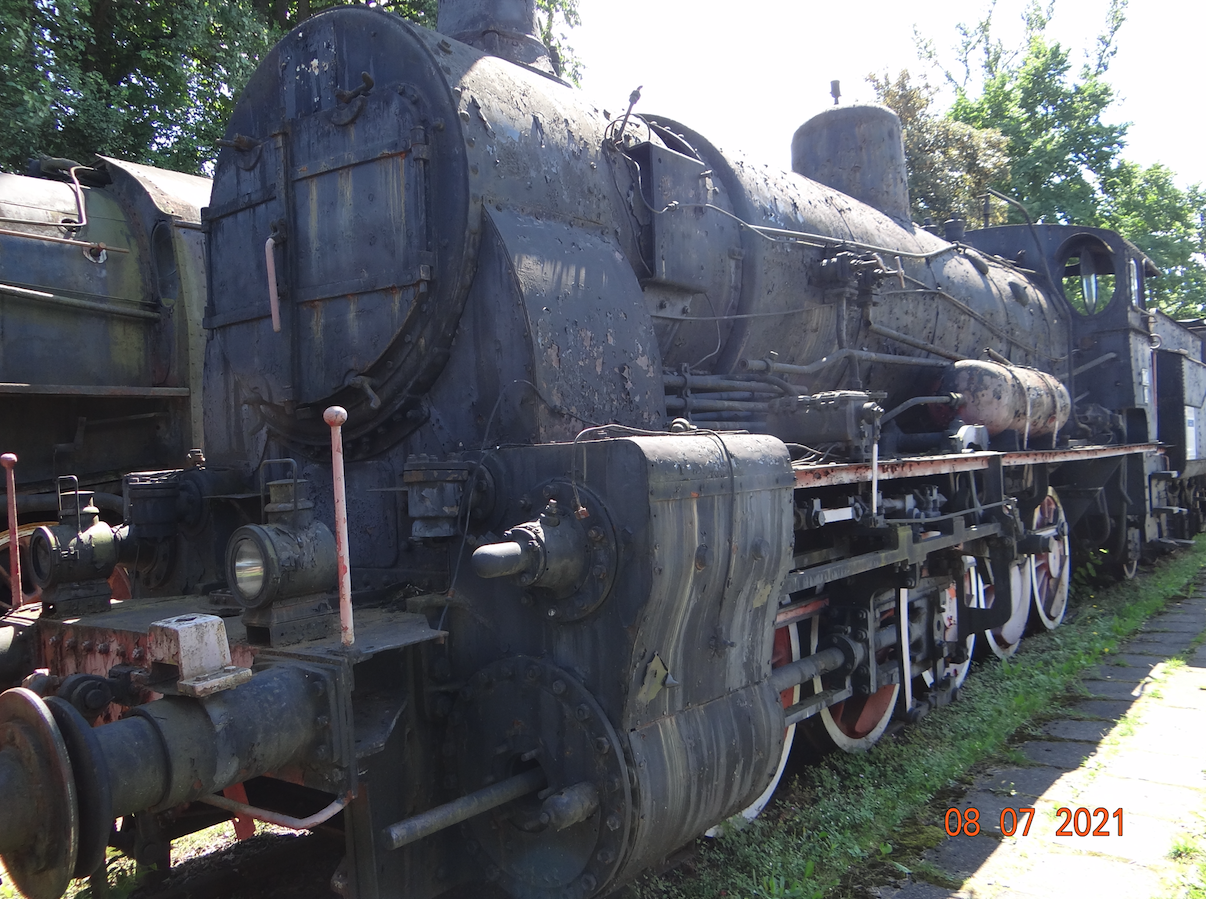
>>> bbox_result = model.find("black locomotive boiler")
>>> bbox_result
[1,2,1204,898]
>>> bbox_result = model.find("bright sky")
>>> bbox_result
[571,0,1205,189]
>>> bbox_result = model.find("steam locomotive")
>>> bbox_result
[1,2,1203,898]
[0,156,210,606]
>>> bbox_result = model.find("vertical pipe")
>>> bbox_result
[323,407,354,646]
[265,237,281,333]
[1,454,19,609]
[870,441,879,518]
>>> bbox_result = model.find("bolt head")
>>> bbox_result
[552,680,566,695]
[605,813,622,832]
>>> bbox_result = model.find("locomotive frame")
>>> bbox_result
[1,3,1205,899]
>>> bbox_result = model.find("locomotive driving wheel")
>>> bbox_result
[978,560,1032,659]
[1029,489,1070,630]
[805,592,899,753]
[922,556,979,691]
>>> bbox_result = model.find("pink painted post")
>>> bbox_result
[1,453,19,609]
[265,236,282,333]
[323,407,354,646]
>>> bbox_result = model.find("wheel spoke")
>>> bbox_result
[1029,489,1069,630]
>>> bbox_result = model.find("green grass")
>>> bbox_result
[628,539,1206,899]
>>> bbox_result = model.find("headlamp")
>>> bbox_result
[224,521,336,610]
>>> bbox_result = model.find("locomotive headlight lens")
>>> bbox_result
[232,538,266,598]
[225,521,335,610]
[226,525,279,608]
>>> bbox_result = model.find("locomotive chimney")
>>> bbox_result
[438,0,555,74]
[791,104,912,224]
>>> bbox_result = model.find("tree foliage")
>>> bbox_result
[1,0,275,174]
[0,0,580,176]
[885,0,1206,317]
[868,70,1010,227]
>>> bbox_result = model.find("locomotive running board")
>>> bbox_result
[792,443,1161,489]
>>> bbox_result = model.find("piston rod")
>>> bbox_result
[767,624,898,694]
[382,767,547,851]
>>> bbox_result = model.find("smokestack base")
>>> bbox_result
[438,0,554,73]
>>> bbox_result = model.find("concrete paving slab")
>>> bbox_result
[1069,699,1137,720]
[1042,719,1113,741]
[1081,679,1150,700]
[1065,774,1206,822]
[927,833,1000,877]
[976,767,1071,799]
[1044,810,1176,865]
[1017,740,1097,769]
[988,845,1158,899]
[1140,616,1206,634]
[1098,653,1161,671]
[1123,633,1196,654]
[949,790,1042,834]
[1080,665,1151,687]
[1143,680,1206,711]
[1095,748,1206,788]
[874,880,962,899]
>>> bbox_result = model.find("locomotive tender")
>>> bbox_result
[1,2,1204,897]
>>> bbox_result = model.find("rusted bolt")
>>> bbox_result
[588,527,605,543]
[593,565,608,580]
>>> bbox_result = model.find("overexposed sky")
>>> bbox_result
[571,0,1204,188]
